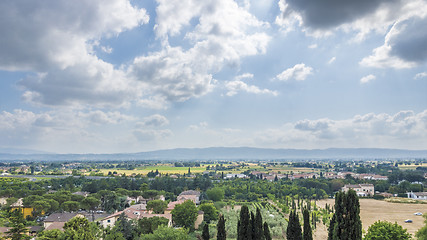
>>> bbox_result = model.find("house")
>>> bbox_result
[224,173,247,179]
[342,184,374,197]
[177,190,200,204]
[407,192,427,200]
[99,207,172,228]
[43,213,84,231]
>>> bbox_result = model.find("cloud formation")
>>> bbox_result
[130,0,270,103]
[361,16,427,68]
[225,74,278,96]
[360,74,376,84]
[0,0,149,108]
[275,63,313,81]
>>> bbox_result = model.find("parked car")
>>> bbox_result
[414,212,423,216]
[404,219,413,223]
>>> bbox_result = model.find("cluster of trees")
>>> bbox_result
[236,206,271,240]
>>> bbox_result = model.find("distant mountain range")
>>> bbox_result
[0,147,426,161]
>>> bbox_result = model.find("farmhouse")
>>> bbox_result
[407,191,427,200]
[342,184,374,197]
[177,190,200,204]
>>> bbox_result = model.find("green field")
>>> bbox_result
[92,163,321,176]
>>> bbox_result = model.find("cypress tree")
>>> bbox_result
[250,211,256,239]
[202,224,210,240]
[303,208,313,240]
[264,222,272,240]
[287,210,302,240]
[254,208,264,239]
[237,205,252,240]
[217,214,226,240]
[328,190,362,240]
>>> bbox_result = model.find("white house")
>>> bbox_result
[342,184,374,197]
[407,192,427,200]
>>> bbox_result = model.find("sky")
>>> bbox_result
[0,0,427,154]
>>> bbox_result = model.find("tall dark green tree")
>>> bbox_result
[264,222,272,240]
[303,208,313,240]
[286,210,302,240]
[328,190,362,240]
[217,214,226,240]
[254,207,264,239]
[202,224,210,240]
[237,205,252,240]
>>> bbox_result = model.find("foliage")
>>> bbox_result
[217,214,226,240]
[364,221,411,240]
[147,200,167,214]
[303,208,313,240]
[328,190,362,240]
[237,205,252,240]
[137,216,169,235]
[113,213,136,240]
[287,210,302,240]
[171,200,198,230]
[264,222,272,240]
[416,215,427,240]
[206,188,225,202]
[139,225,189,240]
[199,203,218,223]
[202,224,210,240]
[61,216,99,240]
[5,208,30,240]
[37,229,63,240]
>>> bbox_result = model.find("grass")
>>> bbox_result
[317,198,427,237]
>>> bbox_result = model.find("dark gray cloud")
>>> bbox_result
[283,0,401,29]
[389,17,427,62]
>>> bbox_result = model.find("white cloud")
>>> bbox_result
[308,44,318,49]
[129,0,271,102]
[254,110,427,149]
[0,0,149,108]
[138,114,170,127]
[359,17,427,69]
[275,0,427,40]
[328,57,336,64]
[414,72,427,79]
[360,74,376,84]
[225,80,278,96]
[275,63,313,81]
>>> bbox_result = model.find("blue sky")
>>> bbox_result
[0,0,426,153]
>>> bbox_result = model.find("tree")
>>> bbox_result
[237,205,252,240]
[113,213,136,240]
[253,207,264,239]
[416,215,427,240]
[6,208,30,240]
[171,200,198,230]
[328,190,362,240]
[137,216,169,235]
[61,216,98,240]
[81,197,101,211]
[147,200,168,214]
[61,200,80,212]
[104,231,126,240]
[202,224,210,240]
[217,214,226,240]
[206,188,225,202]
[199,203,218,223]
[140,225,189,240]
[37,229,63,240]
[303,208,313,240]
[365,221,411,240]
[286,210,302,240]
[264,222,272,240]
